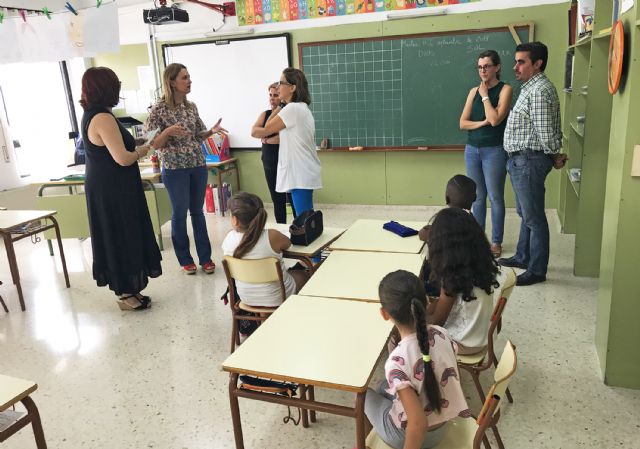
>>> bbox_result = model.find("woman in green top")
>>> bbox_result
[459,50,513,257]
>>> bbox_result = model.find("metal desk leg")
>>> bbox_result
[21,396,47,449]
[234,161,240,191]
[216,168,225,217]
[355,392,367,449]
[50,217,70,288]
[308,385,317,422]
[47,240,53,256]
[229,373,245,449]
[2,232,25,311]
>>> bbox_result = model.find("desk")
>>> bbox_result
[0,374,46,448]
[329,219,426,254]
[267,223,345,271]
[0,210,70,311]
[299,250,424,302]
[35,172,171,251]
[222,295,392,449]
[140,158,240,217]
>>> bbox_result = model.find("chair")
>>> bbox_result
[0,374,47,448]
[0,281,7,313]
[222,256,286,353]
[366,340,517,449]
[457,268,516,406]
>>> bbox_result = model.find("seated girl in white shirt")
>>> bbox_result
[426,207,500,355]
[222,192,310,307]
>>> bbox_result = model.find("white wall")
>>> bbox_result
[118,0,568,44]
[0,114,23,192]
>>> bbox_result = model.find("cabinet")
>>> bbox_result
[559,0,614,277]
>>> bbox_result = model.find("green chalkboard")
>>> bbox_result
[300,27,529,148]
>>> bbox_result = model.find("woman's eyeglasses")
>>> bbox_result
[477,64,495,71]
[277,81,293,87]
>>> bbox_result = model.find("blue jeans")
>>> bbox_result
[162,166,212,266]
[465,144,508,244]
[507,150,553,276]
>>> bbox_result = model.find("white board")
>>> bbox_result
[163,35,290,149]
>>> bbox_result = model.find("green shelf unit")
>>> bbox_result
[560,0,613,277]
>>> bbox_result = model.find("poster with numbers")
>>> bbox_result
[236,0,479,25]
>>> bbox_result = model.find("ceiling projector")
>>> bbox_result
[143,6,189,25]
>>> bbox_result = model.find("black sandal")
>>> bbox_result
[118,295,151,311]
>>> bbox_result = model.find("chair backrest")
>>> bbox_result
[486,340,517,412]
[484,269,516,365]
[221,256,286,306]
[223,256,283,283]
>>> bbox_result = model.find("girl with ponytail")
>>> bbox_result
[365,270,469,449]
[221,192,310,307]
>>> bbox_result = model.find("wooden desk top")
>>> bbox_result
[329,219,426,254]
[267,223,345,257]
[36,170,162,186]
[0,210,57,232]
[299,250,424,302]
[0,374,37,411]
[222,295,392,392]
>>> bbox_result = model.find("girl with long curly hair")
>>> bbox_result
[426,207,500,354]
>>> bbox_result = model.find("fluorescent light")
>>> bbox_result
[387,7,447,20]
[204,28,255,38]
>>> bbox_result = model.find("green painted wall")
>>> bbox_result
[93,44,149,90]
[595,7,640,388]
[283,3,567,207]
[100,4,568,207]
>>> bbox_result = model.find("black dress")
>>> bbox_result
[261,109,295,224]
[82,108,162,295]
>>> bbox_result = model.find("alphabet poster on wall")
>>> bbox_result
[235,0,479,25]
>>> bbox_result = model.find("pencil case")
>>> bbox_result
[382,221,418,237]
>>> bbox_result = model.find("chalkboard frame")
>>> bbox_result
[299,26,530,152]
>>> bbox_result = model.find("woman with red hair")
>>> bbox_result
[80,67,162,311]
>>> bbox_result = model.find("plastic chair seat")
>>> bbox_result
[457,348,488,366]
[238,302,278,315]
[366,417,479,449]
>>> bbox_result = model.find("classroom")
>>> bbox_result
[1,0,639,448]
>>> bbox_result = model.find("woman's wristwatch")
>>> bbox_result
[481,96,490,103]
[278,101,287,108]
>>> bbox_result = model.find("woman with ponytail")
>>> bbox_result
[221,192,310,307]
[365,270,469,449]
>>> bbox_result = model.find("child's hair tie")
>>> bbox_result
[422,354,431,363]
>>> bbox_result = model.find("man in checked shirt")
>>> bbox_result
[498,41,568,286]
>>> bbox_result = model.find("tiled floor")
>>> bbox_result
[1,204,639,448]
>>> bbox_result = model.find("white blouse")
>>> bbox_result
[275,102,322,192]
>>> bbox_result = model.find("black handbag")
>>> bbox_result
[289,210,323,246]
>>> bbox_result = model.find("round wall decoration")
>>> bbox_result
[608,20,624,94]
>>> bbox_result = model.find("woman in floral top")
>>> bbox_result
[145,63,226,274]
